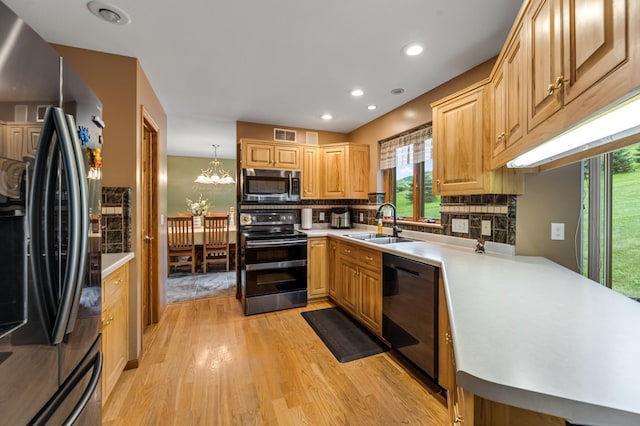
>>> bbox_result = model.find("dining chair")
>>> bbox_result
[176,212,192,217]
[167,216,196,275]
[203,214,230,273]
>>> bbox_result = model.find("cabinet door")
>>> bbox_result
[244,141,274,168]
[338,257,359,314]
[358,266,382,336]
[433,86,486,194]
[321,145,346,198]
[491,63,508,158]
[308,237,328,299]
[328,239,339,300]
[302,146,320,199]
[273,145,301,169]
[505,29,525,148]
[526,0,563,131]
[347,144,369,199]
[562,0,627,105]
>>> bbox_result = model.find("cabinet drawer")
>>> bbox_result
[358,247,381,269]
[103,264,128,304]
[338,242,358,258]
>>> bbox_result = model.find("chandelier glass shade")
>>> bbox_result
[194,144,235,184]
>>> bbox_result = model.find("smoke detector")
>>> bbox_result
[87,1,131,25]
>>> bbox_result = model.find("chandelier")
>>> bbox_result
[194,144,235,184]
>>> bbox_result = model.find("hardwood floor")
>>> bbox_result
[102,297,449,425]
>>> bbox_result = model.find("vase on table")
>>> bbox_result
[193,215,202,228]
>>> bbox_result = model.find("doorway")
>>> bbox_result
[141,107,160,330]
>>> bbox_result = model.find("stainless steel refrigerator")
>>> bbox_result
[0,1,104,424]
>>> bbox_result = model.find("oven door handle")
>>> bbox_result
[244,259,307,271]
[246,239,307,248]
[288,173,293,199]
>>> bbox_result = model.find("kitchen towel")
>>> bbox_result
[301,208,312,229]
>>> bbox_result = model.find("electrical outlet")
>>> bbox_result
[452,218,469,233]
[359,212,364,222]
[482,220,492,236]
[551,223,565,240]
[319,212,325,221]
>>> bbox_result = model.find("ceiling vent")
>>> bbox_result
[274,128,296,142]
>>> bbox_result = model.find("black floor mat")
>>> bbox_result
[301,307,388,363]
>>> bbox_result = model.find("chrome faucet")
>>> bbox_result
[376,202,402,237]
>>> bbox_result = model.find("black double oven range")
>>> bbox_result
[238,210,308,315]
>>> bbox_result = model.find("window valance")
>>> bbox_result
[379,126,432,170]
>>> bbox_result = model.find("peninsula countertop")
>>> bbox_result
[301,226,640,425]
[102,252,135,276]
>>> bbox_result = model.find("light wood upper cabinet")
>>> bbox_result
[433,84,524,195]
[489,0,635,169]
[561,0,627,106]
[301,146,320,199]
[492,24,525,161]
[432,84,488,195]
[241,139,301,170]
[526,0,564,131]
[307,237,329,300]
[320,143,369,199]
[525,0,628,131]
[321,145,347,198]
[102,262,129,405]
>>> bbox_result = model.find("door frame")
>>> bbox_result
[140,106,160,329]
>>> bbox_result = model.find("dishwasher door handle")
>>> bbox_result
[392,265,420,276]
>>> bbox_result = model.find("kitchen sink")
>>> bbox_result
[346,233,416,244]
[345,233,384,240]
[364,236,416,245]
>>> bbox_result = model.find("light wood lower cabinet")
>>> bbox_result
[102,262,129,405]
[307,237,329,300]
[333,241,382,336]
[328,239,339,300]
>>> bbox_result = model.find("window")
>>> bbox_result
[381,125,440,221]
[582,143,640,300]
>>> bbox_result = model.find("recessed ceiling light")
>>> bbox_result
[350,89,364,97]
[402,43,424,56]
[390,88,405,95]
[87,1,132,25]
[321,114,333,120]
[367,105,377,110]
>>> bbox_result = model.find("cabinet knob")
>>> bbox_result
[365,256,373,261]
[497,132,505,142]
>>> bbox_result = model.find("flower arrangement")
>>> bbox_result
[186,194,210,216]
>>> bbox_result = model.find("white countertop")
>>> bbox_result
[102,252,135,277]
[301,226,640,425]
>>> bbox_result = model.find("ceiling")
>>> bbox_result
[4,0,523,159]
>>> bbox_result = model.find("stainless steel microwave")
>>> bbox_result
[241,169,301,202]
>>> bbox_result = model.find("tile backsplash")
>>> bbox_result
[241,193,518,245]
[101,187,132,253]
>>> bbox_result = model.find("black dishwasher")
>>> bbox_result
[383,253,438,379]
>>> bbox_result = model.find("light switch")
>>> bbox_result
[359,212,364,222]
[319,212,325,221]
[551,223,565,240]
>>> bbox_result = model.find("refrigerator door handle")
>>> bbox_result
[29,106,82,345]
[29,349,103,426]
[63,113,89,335]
